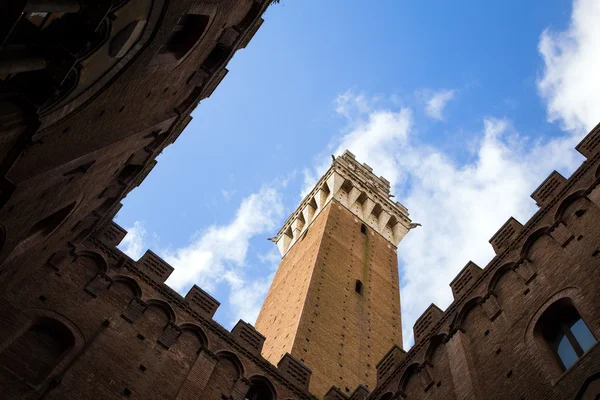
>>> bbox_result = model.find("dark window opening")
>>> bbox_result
[118,164,143,184]
[536,299,596,371]
[245,376,275,400]
[0,317,74,385]
[575,209,586,218]
[202,44,232,74]
[355,280,363,294]
[360,223,367,235]
[161,14,210,59]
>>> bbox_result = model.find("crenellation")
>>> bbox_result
[184,284,220,319]
[489,216,523,254]
[367,124,600,400]
[277,353,312,390]
[324,387,349,400]
[531,170,567,207]
[137,249,174,283]
[575,121,600,158]
[349,385,370,400]
[231,320,266,354]
[449,261,483,299]
[275,152,411,256]
[99,221,128,247]
[376,345,407,385]
[413,304,444,344]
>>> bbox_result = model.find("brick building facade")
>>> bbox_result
[0,1,599,399]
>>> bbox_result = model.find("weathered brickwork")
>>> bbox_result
[1,1,600,399]
[0,1,314,399]
[364,122,600,400]
[257,153,410,397]
[0,224,314,399]
[0,0,268,297]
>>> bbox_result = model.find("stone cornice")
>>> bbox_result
[276,151,412,256]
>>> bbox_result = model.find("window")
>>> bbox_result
[0,318,74,385]
[355,280,363,295]
[160,14,209,59]
[244,376,275,400]
[360,223,367,235]
[536,299,596,371]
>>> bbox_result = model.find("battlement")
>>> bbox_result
[489,217,523,254]
[449,261,482,299]
[275,150,411,256]
[368,123,600,399]
[412,304,444,343]
[85,220,315,397]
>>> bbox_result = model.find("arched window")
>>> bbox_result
[0,317,75,385]
[535,299,596,371]
[245,376,275,400]
[160,14,210,60]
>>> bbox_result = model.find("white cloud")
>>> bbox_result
[118,221,147,261]
[303,89,585,348]
[424,89,456,121]
[164,185,284,298]
[538,0,600,133]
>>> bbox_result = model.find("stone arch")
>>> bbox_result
[75,250,109,273]
[554,190,588,222]
[214,350,245,378]
[525,286,582,344]
[379,392,395,400]
[246,374,277,400]
[525,287,591,376]
[424,333,447,365]
[0,308,84,387]
[452,296,483,332]
[178,323,209,350]
[520,226,551,259]
[145,299,176,324]
[487,262,517,294]
[110,275,143,298]
[397,362,420,395]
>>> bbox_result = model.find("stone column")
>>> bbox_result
[175,347,218,400]
[446,330,482,400]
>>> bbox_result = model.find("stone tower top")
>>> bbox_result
[275,150,412,256]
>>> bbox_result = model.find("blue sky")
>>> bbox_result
[115,0,600,348]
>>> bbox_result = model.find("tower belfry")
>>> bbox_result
[255,151,412,396]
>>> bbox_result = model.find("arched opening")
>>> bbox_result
[15,202,76,253]
[0,317,75,385]
[245,376,276,400]
[160,14,210,60]
[380,392,394,400]
[534,298,596,371]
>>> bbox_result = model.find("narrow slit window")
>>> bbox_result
[355,280,363,294]
[360,224,367,235]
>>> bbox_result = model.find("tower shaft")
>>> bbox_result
[255,151,411,397]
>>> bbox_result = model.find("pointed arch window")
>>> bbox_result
[535,299,596,371]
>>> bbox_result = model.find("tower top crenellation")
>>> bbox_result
[274,150,411,256]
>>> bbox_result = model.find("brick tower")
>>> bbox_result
[255,151,412,396]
